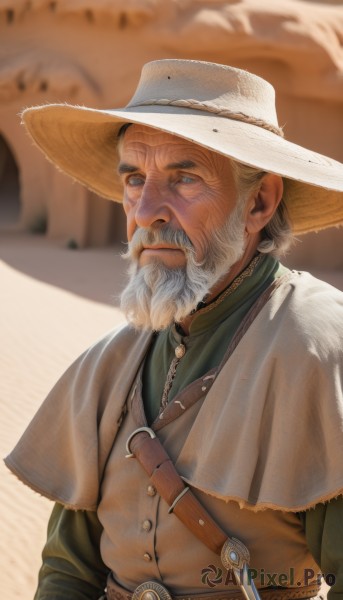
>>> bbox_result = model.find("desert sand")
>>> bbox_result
[1,231,126,599]
[1,231,342,599]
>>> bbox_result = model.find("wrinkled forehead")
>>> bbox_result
[118,123,196,152]
[117,122,232,178]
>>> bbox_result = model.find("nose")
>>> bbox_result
[134,178,172,229]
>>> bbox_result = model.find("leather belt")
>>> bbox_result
[106,573,322,600]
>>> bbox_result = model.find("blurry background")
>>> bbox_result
[1,1,342,598]
[1,0,343,264]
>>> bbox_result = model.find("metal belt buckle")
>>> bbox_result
[132,580,172,600]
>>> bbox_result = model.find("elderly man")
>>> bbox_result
[5,60,343,600]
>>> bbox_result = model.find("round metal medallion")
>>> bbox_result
[132,581,172,600]
[221,537,250,571]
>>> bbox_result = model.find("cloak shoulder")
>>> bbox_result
[4,324,152,510]
[177,271,343,511]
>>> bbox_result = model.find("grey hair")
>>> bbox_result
[230,161,293,257]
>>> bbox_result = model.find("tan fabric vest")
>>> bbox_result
[99,368,320,593]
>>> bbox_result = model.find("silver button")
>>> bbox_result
[143,552,152,561]
[142,519,152,532]
[147,485,156,497]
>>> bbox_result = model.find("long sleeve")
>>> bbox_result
[301,497,343,600]
[34,503,109,600]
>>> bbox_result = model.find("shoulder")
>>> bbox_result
[70,323,149,376]
[82,322,143,358]
[273,270,343,315]
[31,322,152,421]
[267,271,343,360]
[284,270,343,308]
[4,323,153,509]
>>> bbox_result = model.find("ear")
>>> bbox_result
[245,174,283,234]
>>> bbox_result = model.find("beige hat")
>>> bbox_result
[22,59,343,234]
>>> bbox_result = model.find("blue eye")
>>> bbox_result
[179,174,196,184]
[126,175,144,187]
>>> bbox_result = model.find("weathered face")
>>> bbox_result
[118,124,240,268]
[118,124,250,331]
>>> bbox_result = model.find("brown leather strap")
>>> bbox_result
[126,276,291,558]
[129,431,228,555]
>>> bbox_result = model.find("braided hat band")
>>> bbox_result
[129,98,284,138]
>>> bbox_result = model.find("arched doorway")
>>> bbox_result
[0,135,20,227]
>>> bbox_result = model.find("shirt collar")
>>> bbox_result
[172,253,282,339]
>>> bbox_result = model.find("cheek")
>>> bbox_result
[179,210,213,257]
[178,193,231,258]
[206,188,233,224]
[183,194,228,234]
[193,185,232,223]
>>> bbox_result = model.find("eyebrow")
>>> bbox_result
[117,160,198,176]
[166,160,197,171]
[117,163,138,175]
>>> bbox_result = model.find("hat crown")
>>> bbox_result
[127,59,279,128]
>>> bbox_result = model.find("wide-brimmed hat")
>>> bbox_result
[22,59,343,234]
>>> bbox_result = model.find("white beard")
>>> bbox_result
[120,199,247,331]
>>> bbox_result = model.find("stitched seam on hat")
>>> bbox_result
[128,98,284,137]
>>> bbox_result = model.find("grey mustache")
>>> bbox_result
[127,226,194,259]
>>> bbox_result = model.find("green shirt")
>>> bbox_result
[34,255,343,599]
[143,253,284,422]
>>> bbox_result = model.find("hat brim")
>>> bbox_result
[22,103,343,234]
